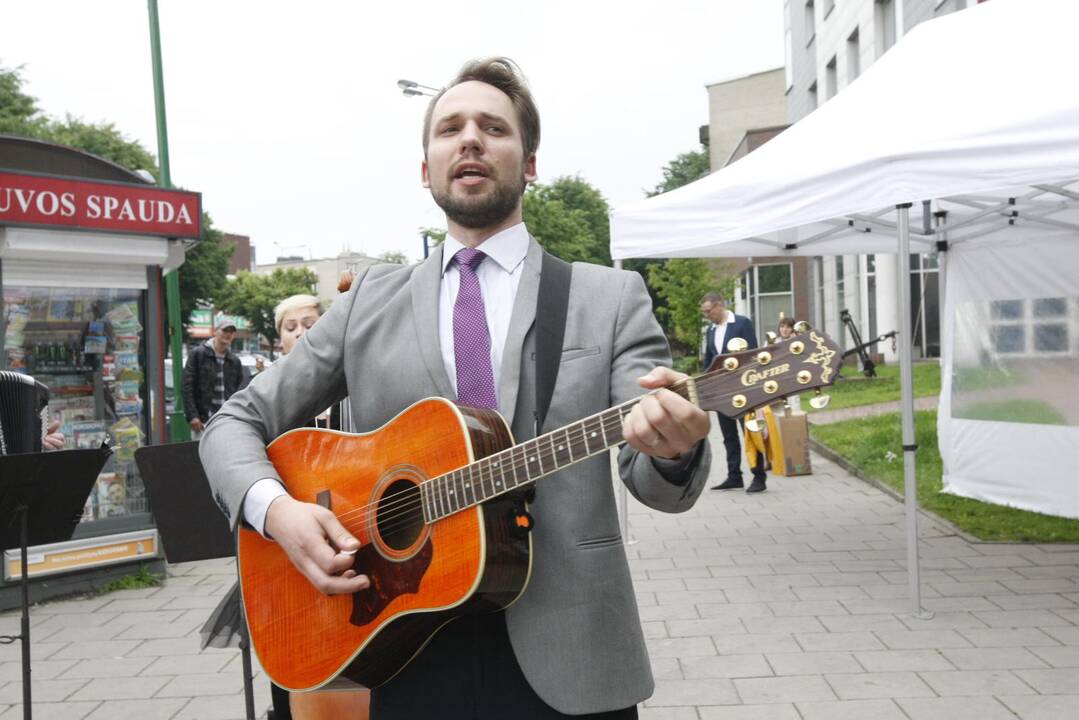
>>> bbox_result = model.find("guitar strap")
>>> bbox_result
[533,250,572,437]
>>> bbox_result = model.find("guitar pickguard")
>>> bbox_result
[349,539,434,626]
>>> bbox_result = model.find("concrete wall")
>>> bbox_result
[255,252,381,307]
[706,68,787,170]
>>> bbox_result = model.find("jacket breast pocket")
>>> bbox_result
[560,346,601,363]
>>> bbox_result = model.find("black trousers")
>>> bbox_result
[716,413,767,482]
[371,611,638,720]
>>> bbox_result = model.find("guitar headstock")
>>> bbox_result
[695,330,842,418]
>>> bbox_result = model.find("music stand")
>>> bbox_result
[134,442,256,720]
[0,446,109,720]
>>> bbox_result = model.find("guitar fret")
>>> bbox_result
[490,457,503,494]
[533,437,545,476]
[506,448,520,489]
[564,426,575,464]
[462,465,474,507]
[525,444,538,481]
[420,481,429,520]
[551,427,571,468]
[433,477,445,519]
[442,476,453,516]
[448,472,461,511]
[580,421,591,456]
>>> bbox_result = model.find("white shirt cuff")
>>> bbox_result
[243,478,290,537]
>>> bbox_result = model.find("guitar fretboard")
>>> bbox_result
[420,383,692,522]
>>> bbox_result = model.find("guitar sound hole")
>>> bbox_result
[376,479,424,552]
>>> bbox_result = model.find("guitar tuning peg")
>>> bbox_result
[726,337,749,353]
[809,388,830,409]
[744,414,762,433]
[793,320,812,334]
[764,331,778,344]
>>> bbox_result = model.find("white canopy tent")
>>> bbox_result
[610,0,1079,614]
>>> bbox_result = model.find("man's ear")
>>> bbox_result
[421,160,431,189]
[523,152,537,184]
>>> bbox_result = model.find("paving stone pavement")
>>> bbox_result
[2,421,1078,719]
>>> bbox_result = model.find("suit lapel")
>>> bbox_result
[497,238,542,428]
[721,315,736,353]
[410,244,455,399]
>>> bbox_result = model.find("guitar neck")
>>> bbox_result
[419,329,841,523]
[420,381,697,523]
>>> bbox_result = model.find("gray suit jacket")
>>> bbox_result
[199,238,710,714]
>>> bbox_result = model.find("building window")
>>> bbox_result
[805,0,816,46]
[743,264,795,334]
[808,80,818,109]
[847,27,861,82]
[815,257,826,331]
[823,0,835,19]
[784,22,794,92]
[989,298,1071,356]
[875,0,895,56]
[825,56,838,100]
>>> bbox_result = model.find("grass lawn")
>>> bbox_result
[810,409,1079,542]
[954,398,1066,425]
[807,361,941,413]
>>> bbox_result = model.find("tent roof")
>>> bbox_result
[610,0,1079,259]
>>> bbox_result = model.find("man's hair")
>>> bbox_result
[699,292,726,306]
[274,294,322,334]
[422,57,541,160]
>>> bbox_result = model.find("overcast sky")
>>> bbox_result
[1,1,783,264]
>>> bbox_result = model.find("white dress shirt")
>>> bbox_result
[712,310,733,356]
[242,223,530,536]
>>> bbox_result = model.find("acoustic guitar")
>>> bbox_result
[238,331,841,692]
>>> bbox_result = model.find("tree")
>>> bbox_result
[214,268,318,357]
[1,62,235,339]
[641,146,737,369]
[377,250,410,265]
[647,148,711,198]
[178,215,232,335]
[0,64,46,136]
[523,175,612,265]
[45,115,159,174]
[647,258,736,359]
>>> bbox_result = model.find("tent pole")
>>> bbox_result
[896,204,928,618]
[613,258,637,547]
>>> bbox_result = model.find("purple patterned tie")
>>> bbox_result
[452,248,498,409]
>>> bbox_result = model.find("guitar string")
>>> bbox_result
[321,347,808,538]
[327,409,633,538]
[321,347,814,538]
[348,422,619,540]
[317,382,678,535]
[330,348,809,541]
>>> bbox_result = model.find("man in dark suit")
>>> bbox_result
[700,292,767,493]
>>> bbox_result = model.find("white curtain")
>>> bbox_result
[939,230,1079,518]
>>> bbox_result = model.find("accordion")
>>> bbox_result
[0,371,50,455]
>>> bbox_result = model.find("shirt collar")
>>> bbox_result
[441,222,529,276]
[713,310,732,328]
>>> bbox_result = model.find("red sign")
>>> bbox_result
[0,170,201,239]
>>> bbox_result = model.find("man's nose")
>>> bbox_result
[458,121,483,153]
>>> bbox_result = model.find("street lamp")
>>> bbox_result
[397,78,441,97]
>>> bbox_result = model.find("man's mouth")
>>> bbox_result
[452,164,491,184]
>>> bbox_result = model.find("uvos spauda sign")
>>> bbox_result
[0,170,201,239]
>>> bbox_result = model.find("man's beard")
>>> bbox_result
[431,175,525,230]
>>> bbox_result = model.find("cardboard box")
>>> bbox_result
[767,410,812,476]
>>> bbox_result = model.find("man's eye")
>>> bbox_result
[441,126,458,135]
[486,126,504,134]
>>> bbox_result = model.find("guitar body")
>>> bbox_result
[237,397,531,691]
